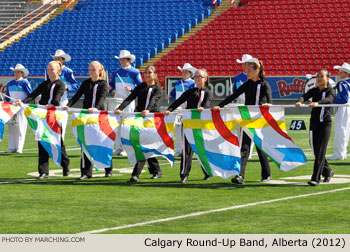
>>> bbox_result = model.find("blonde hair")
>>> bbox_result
[90,61,106,80]
[48,60,62,75]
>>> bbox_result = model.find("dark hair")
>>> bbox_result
[195,69,210,87]
[248,61,266,80]
[317,69,330,78]
[145,65,159,84]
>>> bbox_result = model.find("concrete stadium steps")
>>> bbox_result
[0,1,78,51]
[0,1,43,43]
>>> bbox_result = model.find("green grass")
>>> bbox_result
[0,115,349,234]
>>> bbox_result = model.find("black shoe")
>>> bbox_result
[260,176,272,182]
[180,176,188,183]
[151,174,162,179]
[307,180,319,186]
[231,175,244,184]
[323,170,334,183]
[128,176,138,182]
[63,171,69,177]
[105,173,112,177]
[203,174,212,180]
[38,174,49,179]
[78,175,90,180]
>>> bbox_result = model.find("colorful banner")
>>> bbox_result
[0,102,21,141]
[24,104,67,166]
[233,105,307,171]
[121,113,176,166]
[183,109,241,179]
[72,110,120,169]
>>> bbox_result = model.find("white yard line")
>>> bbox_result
[78,187,350,234]
[0,178,38,184]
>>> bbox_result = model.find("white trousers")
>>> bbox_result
[333,106,350,159]
[175,121,183,154]
[61,115,68,141]
[8,110,27,152]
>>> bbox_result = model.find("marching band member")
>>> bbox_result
[115,66,163,182]
[168,63,197,157]
[328,63,350,160]
[232,54,258,104]
[18,61,70,179]
[110,50,142,156]
[213,60,272,184]
[50,49,79,139]
[5,64,32,153]
[165,69,213,183]
[296,69,335,186]
[63,61,112,180]
[232,54,258,159]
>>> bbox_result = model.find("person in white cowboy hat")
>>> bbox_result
[50,49,79,139]
[328,63,350,160]
[110,50,142,156]
[232,54,258,160]
[168,63,197,156]
[50,50,79,105]
[232,54,259,104]
[4,64,32,153]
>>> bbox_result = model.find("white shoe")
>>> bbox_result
[119,151,127,156]
[113,149,123,155]
[328,155,344,160]
[15,150,22,153]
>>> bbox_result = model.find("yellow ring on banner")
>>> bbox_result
[236,118,287,130]
[26,111,66,120]
[123,118,175,133]
[72,117,120,128]
[183,119,237,130]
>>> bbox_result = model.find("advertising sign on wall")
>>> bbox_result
[1,75,337,101]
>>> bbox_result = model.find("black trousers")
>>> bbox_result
[38,139,70,175]
[240,132,271,179]
[310,120,333,182]
[180,137,209,178]
[132,157,162,177]
[80,152,113,178]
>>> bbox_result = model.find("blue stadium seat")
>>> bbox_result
[0,0,209,76]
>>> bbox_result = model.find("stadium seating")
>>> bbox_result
[2,0,348,88]
[152,0,350,85]
[0,1,42,44]
[0,0,211,76]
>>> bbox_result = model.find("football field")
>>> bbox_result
[0,115,349,234]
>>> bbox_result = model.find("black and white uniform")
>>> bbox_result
[218,79,272,179]
[297,86,335,183]
[167,87,213,179]
[117,82,163,178]
[67,78,111,178]
[22,79,70,176]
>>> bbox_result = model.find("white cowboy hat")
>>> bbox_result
[177,63,197,77]
[10,64,29,77]
[115,50,136,63]
[51,49,71,62]
[305,73,317,79]
[334,63,350,74]
[236,54,259,64]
